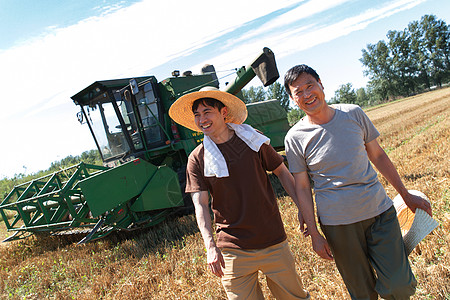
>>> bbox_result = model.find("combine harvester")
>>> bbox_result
[0,48,290,244]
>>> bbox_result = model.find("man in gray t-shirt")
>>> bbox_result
[283,64,432,300]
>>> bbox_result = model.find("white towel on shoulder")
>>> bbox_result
[203,123,270,178]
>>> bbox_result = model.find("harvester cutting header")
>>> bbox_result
[0,48,290,244]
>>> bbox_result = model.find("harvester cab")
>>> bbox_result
[0,47,290,244]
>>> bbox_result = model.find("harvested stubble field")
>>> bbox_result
[0,87,449,299]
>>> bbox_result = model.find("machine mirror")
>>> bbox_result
[129,78,139,95]
[77,111,84,124]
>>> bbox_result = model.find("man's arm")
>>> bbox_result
[272,162,305,227]
[293,171,333,260]
[191,191,225,277]
[365,138,432,216]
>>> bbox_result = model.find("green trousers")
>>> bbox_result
[321,206,417,300]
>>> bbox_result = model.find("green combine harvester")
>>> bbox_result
[0,48,290,244]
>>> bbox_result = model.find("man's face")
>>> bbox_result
[193,103,228,136]
[288,73,326,117]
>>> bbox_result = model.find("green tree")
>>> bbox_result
[241,86,266,104]
[361,14,450,99]
[361,40,394,100]
[266,81,290,111]
[356,87,368,107]
[408,19,432,89]
[331,83,357,104]
[416,15,450,88]
[387,29,417,96]
[287,108,305,126]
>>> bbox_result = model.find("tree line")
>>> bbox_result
[242,14,449,122]
[334,14,449,105]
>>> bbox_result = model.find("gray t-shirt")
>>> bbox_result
[285,104,392,225]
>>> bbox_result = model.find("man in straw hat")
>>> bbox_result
[283,64,433,300]
[169,86,310,300]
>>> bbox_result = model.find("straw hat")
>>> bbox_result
[168,86,248,132]
[393,190,439,255]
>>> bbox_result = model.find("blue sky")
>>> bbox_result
[0,0,449,178]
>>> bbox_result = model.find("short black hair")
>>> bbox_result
[284,65,320,96]
[192,97,225,113]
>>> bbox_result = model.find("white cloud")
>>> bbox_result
[0,0,299,117]
[257,0,426,59]
[188,0,426,81]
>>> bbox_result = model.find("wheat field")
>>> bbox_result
[0,87,449,299]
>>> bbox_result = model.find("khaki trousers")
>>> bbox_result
[221,240,310,300]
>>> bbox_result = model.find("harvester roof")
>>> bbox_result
[71,76,152,106]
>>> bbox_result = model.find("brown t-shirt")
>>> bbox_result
[186,134,286,249]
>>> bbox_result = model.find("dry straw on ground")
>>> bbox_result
[0,87,449,299]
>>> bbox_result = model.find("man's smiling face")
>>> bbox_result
[289,72,326,117]
[193,103,228,136]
